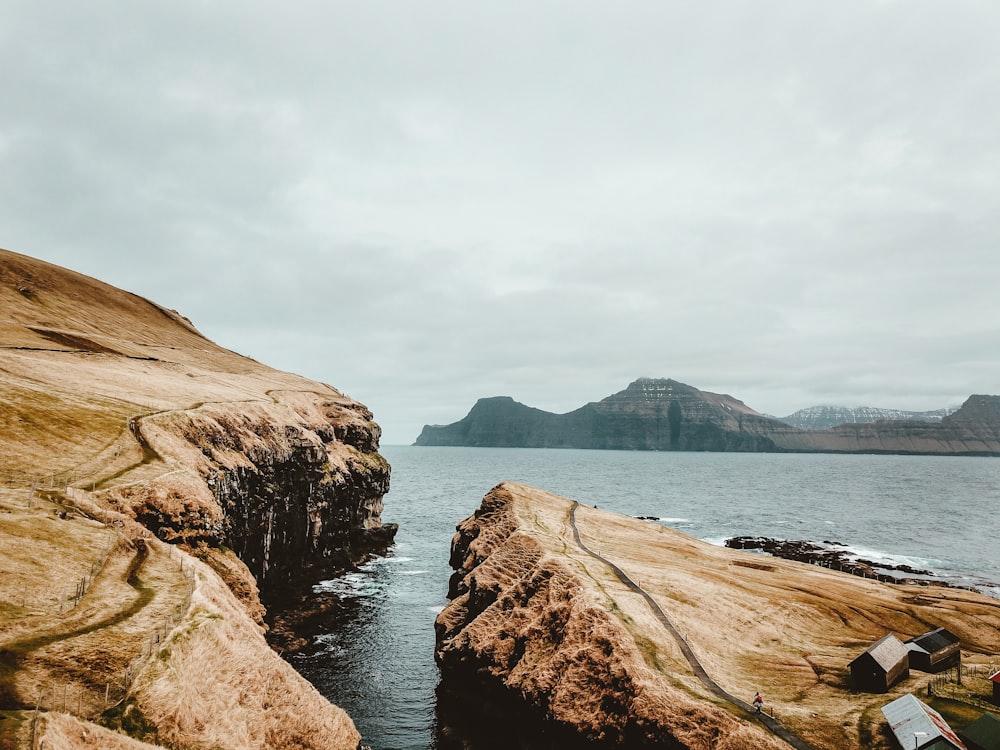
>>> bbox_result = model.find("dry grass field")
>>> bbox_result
[0,249,363,749]
[469,483,1000,750]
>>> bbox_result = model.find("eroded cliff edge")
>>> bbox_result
[435,483,1000,750]
[0,248,393,750]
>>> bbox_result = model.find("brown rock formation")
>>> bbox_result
[0,248,390,749]
[437,483,1000,750]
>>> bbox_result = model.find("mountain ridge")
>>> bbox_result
[414,378,1000,456]
[777,404,958,430]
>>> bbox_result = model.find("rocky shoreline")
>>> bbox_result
[723,536,951,587]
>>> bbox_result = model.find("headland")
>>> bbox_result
[0,249,392,749]
[436,482,1000,749]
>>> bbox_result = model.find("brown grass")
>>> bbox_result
[471,483,1000,750]
[0,249,364,749]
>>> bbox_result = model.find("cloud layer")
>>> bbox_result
[3,1,998,443]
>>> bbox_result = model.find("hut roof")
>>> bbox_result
[961,713,1000,750]
[908,628,960,654]
[854,633,909,672]
[990,671,1000,685]
[881,693,967,750]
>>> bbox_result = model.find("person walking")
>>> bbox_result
[753,692,764,714]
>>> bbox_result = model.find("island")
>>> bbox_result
[415,378,1000,455]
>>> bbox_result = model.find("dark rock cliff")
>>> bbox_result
[113,396,397,602]
[415,379,1000,456]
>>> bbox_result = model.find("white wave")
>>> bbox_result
[312,571,385,598]
[701,536,730,547]
[401,570,427,576]
[427,605,445,614]
[834,543,944,571]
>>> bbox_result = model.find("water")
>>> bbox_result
[291,447,1000,750]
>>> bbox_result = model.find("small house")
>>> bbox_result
[960,712,1000,750]
[906,627,961,673]
[850,633,910,693]
[881,693,967,750]
[992,671,1000,706]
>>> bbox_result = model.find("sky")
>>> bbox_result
[2,1,999,445]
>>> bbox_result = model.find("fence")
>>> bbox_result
[28,545,198,747]
[927,662,999,710]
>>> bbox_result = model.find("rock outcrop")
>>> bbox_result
[436,483,1000,750]
[415,378,1000,455]
[0,248,391,749]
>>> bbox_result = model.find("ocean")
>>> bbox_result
[291,446,1000,750]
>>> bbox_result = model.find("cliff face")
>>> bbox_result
[436,483,1000,750]
[107,396,394,598]
[0,248,390,750]
[436,484,790,750]
[416,378,1000,456]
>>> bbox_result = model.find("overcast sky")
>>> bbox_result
[3,1,999,444]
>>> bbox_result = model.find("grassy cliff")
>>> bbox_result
[0,249,389,750]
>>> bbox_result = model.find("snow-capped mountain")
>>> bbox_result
[778,405,957,430]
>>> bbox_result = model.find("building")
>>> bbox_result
[850,633,910,693]
[906,628,962,673]
[881,693,966,750]
[992,671,1000,706]
[960,712,1000,750]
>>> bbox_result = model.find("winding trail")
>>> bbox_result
[569,501,817,750]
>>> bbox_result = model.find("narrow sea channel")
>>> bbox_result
[291,447,1000,750]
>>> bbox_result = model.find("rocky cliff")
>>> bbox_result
[436,483,1000,750]
[415,378,1000,455]
[0,248,391,750]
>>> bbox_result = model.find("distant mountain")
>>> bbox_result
[415,378,785,451]
[778,405,957,430]
[414,378,1000,456]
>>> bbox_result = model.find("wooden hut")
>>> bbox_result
[992,671,1000,707]
[906,627,961,673]
[850,633,910,693]
[881,693,966,750]
[960,712,1000,750]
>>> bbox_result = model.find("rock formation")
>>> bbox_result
[415,378,1000,455]
[0,248,392,749]
[436,483,1000,749]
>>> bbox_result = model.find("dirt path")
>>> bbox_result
[569,501,817,750]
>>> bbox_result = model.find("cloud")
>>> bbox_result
[2,0,998,443]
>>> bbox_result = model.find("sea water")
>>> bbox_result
[291,447,1000,750]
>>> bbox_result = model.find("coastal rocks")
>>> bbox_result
[436,483,788,750]
[724,537,944,586]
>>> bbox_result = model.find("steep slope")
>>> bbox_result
[436,483,1000,750]
[0,248,391,750]
[415,379,1000,455]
